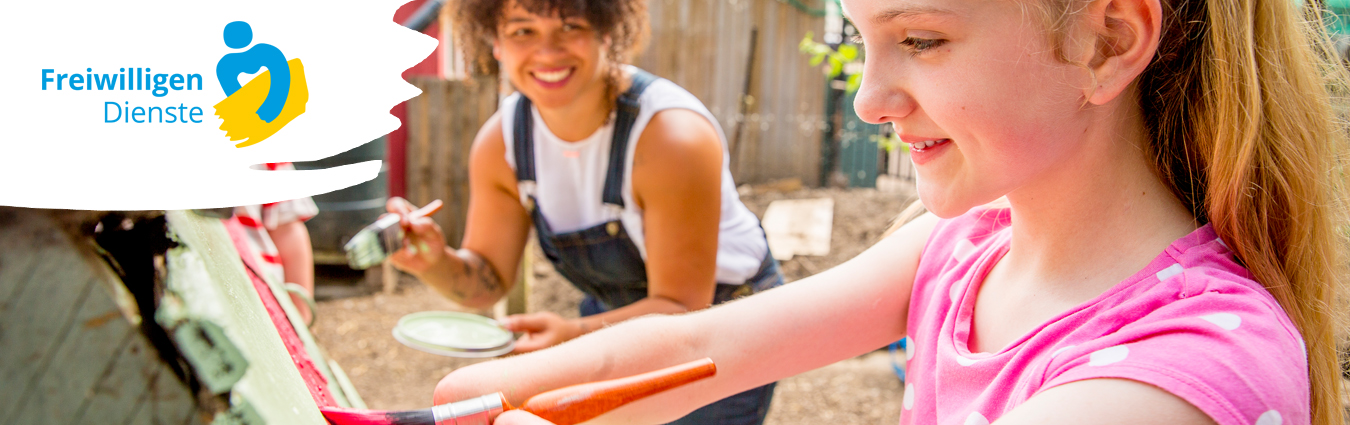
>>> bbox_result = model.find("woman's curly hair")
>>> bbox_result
[450,0,649,92]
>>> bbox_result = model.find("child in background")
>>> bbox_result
[232,162,319,324]
[432,0,1350,424]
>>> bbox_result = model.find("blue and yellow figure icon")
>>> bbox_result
[214,21,308,148]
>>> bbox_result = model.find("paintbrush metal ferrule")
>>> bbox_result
[344,200,444,270]
[430,393,505,425]
[344,214,403,269]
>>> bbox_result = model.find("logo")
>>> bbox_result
[3,1,433,210]
[214,21,308,148]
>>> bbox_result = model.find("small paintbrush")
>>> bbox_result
[344,199,443,270]
[320,358,717,425]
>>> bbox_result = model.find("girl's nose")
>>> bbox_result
[851,58,917,125]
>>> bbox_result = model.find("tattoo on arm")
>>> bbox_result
[453,251,505,303]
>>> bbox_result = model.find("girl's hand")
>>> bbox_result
[502,312,584,353]
[384,197,448,276]
[494,410,556,425]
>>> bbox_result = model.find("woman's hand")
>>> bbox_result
[502,312,584,353]
[495,410,556,425]
[384,197,448,276]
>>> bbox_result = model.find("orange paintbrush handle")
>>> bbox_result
[513,358,717,425]
[408,199,443,219]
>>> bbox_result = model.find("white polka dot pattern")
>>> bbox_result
[964,412,989,425]
[1088,345,1129,366]
[1049,345,1076,358]
[1156,263,1184,281]
[954,239,977,260]
[905,337,915,361]
[1255,410,1281,425]
[1201,313,1241,331]
[903,213,1304,425]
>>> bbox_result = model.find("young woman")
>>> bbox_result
[385,0,782,423]
[430,0,1350,424]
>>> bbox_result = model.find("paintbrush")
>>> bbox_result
[344,199,443,270]
[320,357,717,425]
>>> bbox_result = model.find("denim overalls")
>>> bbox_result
[512,70,784,425]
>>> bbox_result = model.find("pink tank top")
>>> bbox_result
[902,207,1309,425]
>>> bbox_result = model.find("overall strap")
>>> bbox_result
[512,95,538,209]
[601,69,658,208]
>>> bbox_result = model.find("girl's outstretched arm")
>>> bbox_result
[434,214,940,424]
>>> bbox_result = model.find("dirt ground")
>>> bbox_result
[311,181,917,424]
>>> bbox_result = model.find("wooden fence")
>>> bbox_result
[403,0,830,240]
[635,0,827,185]
[403,76,499,247]
[402,77,526,316]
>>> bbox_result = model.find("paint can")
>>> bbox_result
[392,311,514,358]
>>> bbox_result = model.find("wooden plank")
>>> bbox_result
[0,210,48,308]
[71,333,170,425]
[121,398,151,425]
[445,81,467,246]
[762,198,834,260]
[162,211,327,424]
[627,0,824,185]
[408,80,434,206]
[10,270,130,425]
[146,359,199,425]
[0,243,99,421]
[426,79,452,244]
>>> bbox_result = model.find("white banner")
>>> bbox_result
[0,0,436,210]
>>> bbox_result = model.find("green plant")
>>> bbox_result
[871,132,906,153]
[799,31,862,92]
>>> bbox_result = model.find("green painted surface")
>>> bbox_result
[1323,0,1350,36]
[0,213,91,417]
[73,333,198,425]
[839,90,884,188]
[1,218,109,424]
[0,210,201,425]
[164,210,327,425]
[213,398,266,425]
[174,318,249,394]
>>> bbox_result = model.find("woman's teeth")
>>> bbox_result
[534,68,571,83]
[910,139,946,151]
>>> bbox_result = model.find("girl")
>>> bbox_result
[386,0,782,423]
[431,0,1350,424]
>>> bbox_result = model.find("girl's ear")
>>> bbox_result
[492,39,502,61]
[1082,0,1162,105]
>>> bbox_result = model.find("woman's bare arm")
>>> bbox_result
[389,112,533,309]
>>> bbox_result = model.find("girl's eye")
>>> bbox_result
[511,28,534,37]
[900,37,946,55]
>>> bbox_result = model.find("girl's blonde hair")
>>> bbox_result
[1041,0,1350,423]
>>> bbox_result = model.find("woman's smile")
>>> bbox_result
[531,66,575,88]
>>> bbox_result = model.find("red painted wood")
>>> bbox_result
[222,217,339,407]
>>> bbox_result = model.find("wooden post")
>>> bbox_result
[382,261,398,294]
